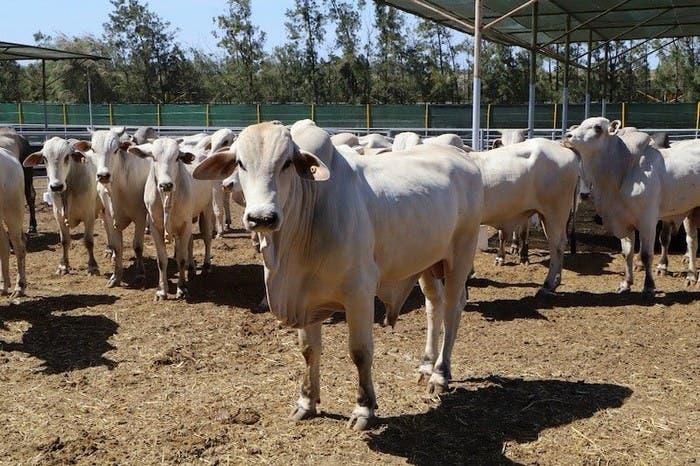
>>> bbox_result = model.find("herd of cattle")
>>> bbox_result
[0,117,699,430]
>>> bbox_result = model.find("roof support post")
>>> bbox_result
[561,15,570,134]
[602,43,609,117]
[528,1,538,139]
[42,59,48,132]
[87,67,94,130]
[471,0,482,151]
[585,29,592,118]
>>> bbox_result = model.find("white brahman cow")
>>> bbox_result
[0,133,27,297]
[565,117,700,295]
[193,121,483,430]
[86,127,150,287]
[472,138,580,295]
[23,137,104,276]
[129,138,214,300]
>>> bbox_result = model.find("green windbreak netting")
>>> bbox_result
[260,104,311,125]
[161,104,206,127]
[315,104,366,128]
[112,104,157,126]
[66,104,110,126]
[0,103,20,124]
[430,104,472,128]
[209,104,258,127]
[626,103,696,129]
[0,102,696,130]
[371,105,424,128]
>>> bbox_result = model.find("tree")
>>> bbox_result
[284,0,326,102]
[214,0,267,103]
[103,0,192,103]
[372,3,409,103]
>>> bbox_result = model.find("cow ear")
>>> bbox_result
[23,151,44,167]
[71,139,91,153]
[492,139,503,149]
[204,141,212,152]
[293,148,330,181]
[119,140,132,151]
[192,149,237,180]
[111,126,126,136]
[608,120,622,135]
[128,143,153,159]
[179,151,196,164]
[70,151,86,163]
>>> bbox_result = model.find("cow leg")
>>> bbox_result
[290,322,322,422]
[429,228,478,395]
[133,216,147,283]
[56,215,71,275]
[656,221,674,276]
[638,222,657,298]
[538,215,566,295]
[0,226,10,295]
[345,295,377,431]
[495,229,506,265]
[84,212,100,276]
[518,221,530,264]
[418,271,445,382]
[175,225,192,299]
[683,216,698,287]
[107,218,126,288]
[509,228,519,255]
[6,216,26,298]
[212,187,225,238]
[151,225,169,301]
[24,168,37,234]
[97,190,116,259]
[618,234,635,293]
[223,191,232,230]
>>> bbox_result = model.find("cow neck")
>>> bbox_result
[580,136,632,198]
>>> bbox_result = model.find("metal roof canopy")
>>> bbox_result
[380,0,700,149]
[0,41,109,130]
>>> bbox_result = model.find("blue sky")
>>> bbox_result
[3,0,306,55]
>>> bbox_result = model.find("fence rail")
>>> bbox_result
[2,102,700,132]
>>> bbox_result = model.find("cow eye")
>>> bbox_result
[236,160,246,171]
[282,159,292,170]
[594,125,602,134]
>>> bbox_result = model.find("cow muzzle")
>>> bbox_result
[49,182,65,193]
[159,182,174,192]
[97,172,111,184]
[244,211,280,232]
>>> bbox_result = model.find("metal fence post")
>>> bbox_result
[17,102,23,127]
[156,103,161,127]
[424,103,429,128]
[109,103,113,126]
[205,104,210,127]
[366,103,371,130]
[622,102,626,127]
[256,104,261,124]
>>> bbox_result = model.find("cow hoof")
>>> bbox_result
[535,287,555,298]
[87,267,100,276]
[176,288,188,300]
[106,275,120,288]
[494,257,505,266]
[520,258,530,265]
[201,262,212,276]
[56,266,69,276]
[617,282,631,294]
[682,255,690,265]
[27,226,37,235]
[10,289,25,299]
[655,266,667,276]
[428,382,448,396]
[154,293,167,302]
[641,288,655,300]
[347,413,376,431]
[289,405,316,422]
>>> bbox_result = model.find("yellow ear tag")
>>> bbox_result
[310,166,317,174]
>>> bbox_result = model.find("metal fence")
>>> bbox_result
[2,102,699,132]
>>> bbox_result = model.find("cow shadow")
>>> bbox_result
[0,294,119,373]
[25,231,60,253]
[468,290,698,321]
[563,252,616,275]
[366,375,632,465]
[186,262,267,312]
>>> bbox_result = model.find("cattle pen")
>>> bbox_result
[2,0,700,464]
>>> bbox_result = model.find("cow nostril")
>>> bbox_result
[50,183,64,192]
[246,212,278,227]
[159,182,174,192]
[97,173,111,181]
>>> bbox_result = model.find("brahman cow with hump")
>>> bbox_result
[472,138,580,295]
[565,117,700,295]
[193,121,484,430]
[86,127,150,287]
[129,138,214,300]
[0,128,37,233]
[0,132,27,297]
[23,137,104,276]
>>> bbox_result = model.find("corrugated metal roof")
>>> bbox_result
[381,1,700,48]
[0,41,109,61]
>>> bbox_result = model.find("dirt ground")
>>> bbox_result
[1,191,698,465]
